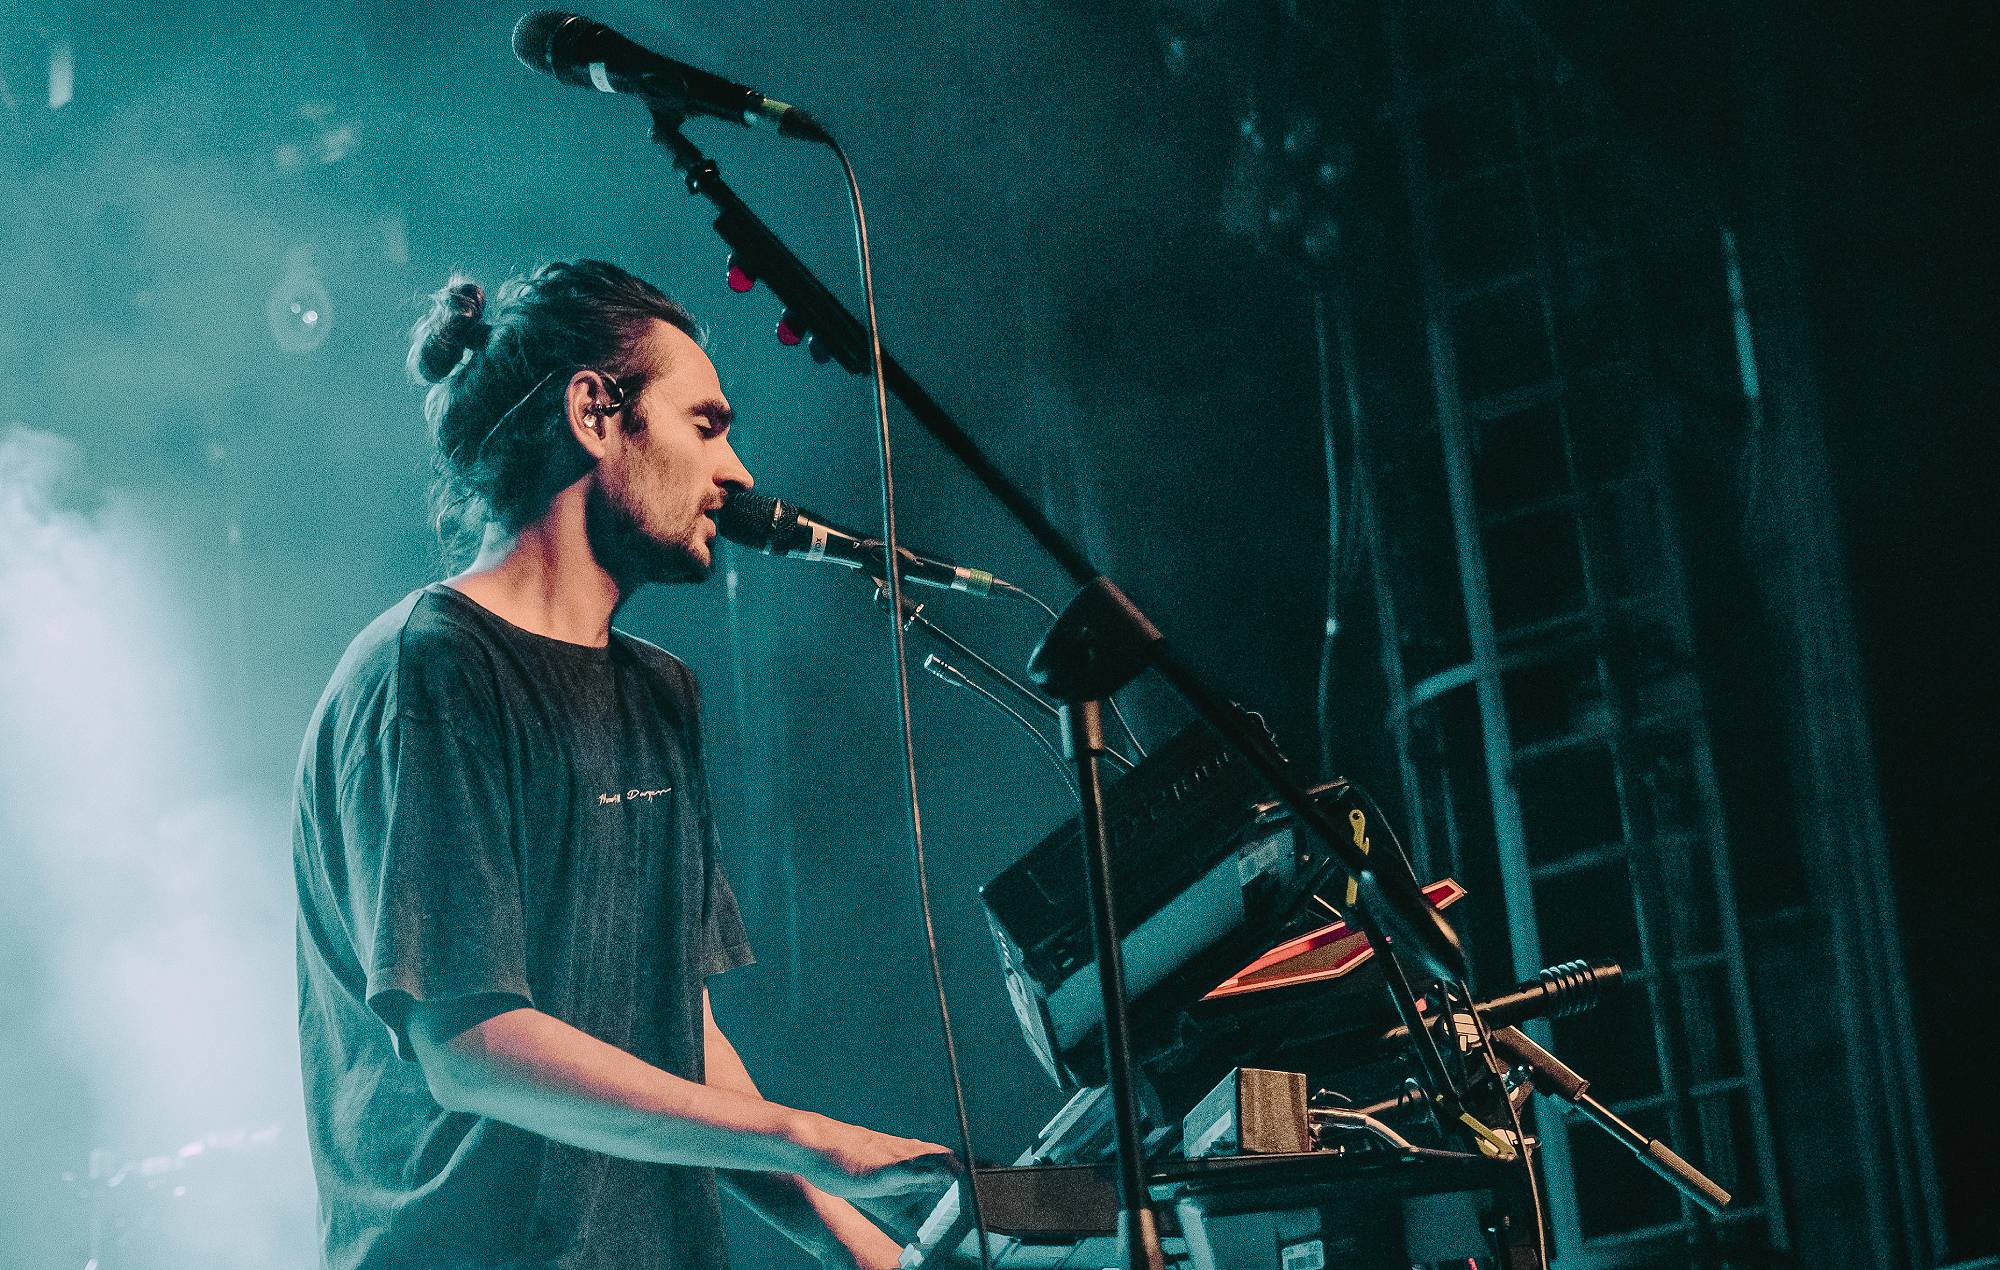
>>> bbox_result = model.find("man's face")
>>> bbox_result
[585,320,752,587]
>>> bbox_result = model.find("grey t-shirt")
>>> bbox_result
[293,584,753,1269]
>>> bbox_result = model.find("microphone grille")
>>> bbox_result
[511,10,577,75]
[717,492,794,550]
[1537,958,1623,1019]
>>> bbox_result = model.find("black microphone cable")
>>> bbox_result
[1332,777,1546,1258]
[1463,980,1550,1265]
[822,129,996,1270]
[511,17,992,1253]
[923,654,1078,800]
[1337,784,1549,1263]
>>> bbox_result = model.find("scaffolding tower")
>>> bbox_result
[1348,4,1790,1262]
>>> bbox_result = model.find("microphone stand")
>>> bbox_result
[871,579,1134,773]
[1487,1025,1733,1215]
[642,105,1473,1268]
[1025,613,1165,1268]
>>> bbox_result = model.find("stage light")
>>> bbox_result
[267,246,333,354]
[48,38,73,110]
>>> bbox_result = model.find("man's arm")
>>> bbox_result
[702,991,911,1269]
[405,997,953,1202]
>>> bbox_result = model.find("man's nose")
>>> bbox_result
[718,439,753,493]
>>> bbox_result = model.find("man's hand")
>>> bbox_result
[815,1225,906,1270]
[788,1111,960,1202]
[409,998,940,1266]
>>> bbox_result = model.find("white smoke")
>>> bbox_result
[0,425,314,1267]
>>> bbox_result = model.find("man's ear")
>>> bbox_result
[563,369,617,457]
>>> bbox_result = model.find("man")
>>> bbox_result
[293,261,953,1270]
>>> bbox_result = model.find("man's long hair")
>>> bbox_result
[407,260,701,563]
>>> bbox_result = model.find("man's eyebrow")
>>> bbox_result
[692,400,734,428]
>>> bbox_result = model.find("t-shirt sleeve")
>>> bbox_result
[338,710,533,1059]
[701,850,754,978]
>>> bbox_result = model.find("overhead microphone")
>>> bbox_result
[719,492,1011,599]
[510,11,829,143]
[1341,960,1627,1108]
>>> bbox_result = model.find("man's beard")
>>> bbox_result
[584,479,711,589]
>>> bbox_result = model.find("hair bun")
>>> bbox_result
[411,278,493,383]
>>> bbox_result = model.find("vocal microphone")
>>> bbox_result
[511,11,829,142]
[719,492,1012,599]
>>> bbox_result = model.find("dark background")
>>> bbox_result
[1526,0,1999,1255]
[0,0,1991,1264]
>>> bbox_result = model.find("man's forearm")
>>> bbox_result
[411,1004,811,1176]
[703,994,905,1267]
